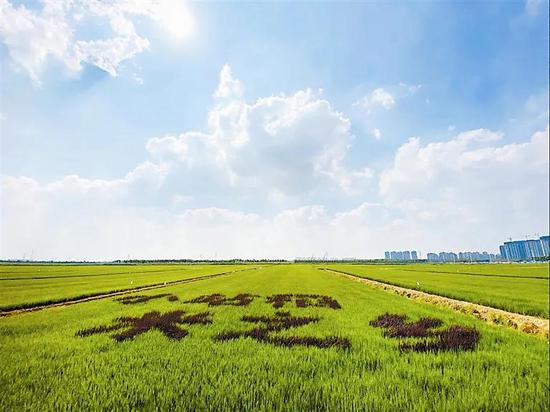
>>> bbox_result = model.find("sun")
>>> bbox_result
[156,0,194,40]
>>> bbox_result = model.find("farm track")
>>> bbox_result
[399,268,548,280]
[0,267,260,317]
[322,268,549,339]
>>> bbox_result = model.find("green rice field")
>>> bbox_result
[0,264,548,410]
[0,264,251,311]
[325,263,549,318]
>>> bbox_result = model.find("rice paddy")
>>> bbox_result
[0,264,251,312]
[325,263,549,318]
[0,263,548,410]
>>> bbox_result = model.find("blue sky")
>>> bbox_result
[1,0,548,260]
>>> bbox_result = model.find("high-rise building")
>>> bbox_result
[499,237,550,261]
[499,245,510,260]
[526,239,544,259]
[427,253,439,261]
[438,252,457,262]
[506,241,529,261]
[384,250,420,261]
[540,236,550,257]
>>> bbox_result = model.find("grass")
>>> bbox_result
[0,265,548,410]
[0,264,252,312]
[324,263,549,318]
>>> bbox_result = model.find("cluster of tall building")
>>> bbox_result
[383,235,549,263]
[499,236,549,261]
[384,251,418,261]
[426,251,500,262]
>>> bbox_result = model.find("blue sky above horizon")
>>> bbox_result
[1,0,548,260]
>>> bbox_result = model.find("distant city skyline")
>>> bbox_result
[426,251,501,263]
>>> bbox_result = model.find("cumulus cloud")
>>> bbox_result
[0,0,191,82]
[147,65,372,196]
[379,127,549,249]
[1,65,547,259]
[0,0,77,82]
[0,65,376,259]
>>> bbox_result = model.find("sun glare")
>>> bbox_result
[156,0,194,40]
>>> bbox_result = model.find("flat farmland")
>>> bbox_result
[0,264,252,312]
[325,263,549,318]
[398,263,549,278]
[0,265,547,411]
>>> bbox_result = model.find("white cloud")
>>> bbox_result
[1,65,548,260]
[0,0,77,83]
[370,128,382,140]
[354,83,422,114]
[2,127,548,260]
[369,88,395,109]
[0,184,397,260]
[147,66,372,196]
[0,0,192,82]
[74,35,149,77]
[214,64,243,100]
[354,88,395,112]
[379,127,549,249]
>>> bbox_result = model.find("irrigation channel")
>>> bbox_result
[0,267,260,317]
[321,268,549,339]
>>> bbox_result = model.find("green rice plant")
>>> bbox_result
[0,264,253,312]
[0,265,547,411]
[325,263,549,318]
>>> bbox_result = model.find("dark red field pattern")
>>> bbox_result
[184,293,258,306]
[266,294,342,310]
[77,310,212,342]
[370,313,480,353]
[214,311,351,350]
[399,326,480,352]
[116,293,178,305]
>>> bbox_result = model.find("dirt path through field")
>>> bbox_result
[322,268,549,339]
[0,267,260,317]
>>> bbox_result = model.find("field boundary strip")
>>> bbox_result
[0,267,261,317]
[321,268,549,339]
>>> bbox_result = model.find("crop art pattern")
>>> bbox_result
[79,292,349,349]
[214,311,351,350]
[184,293,258,306]
[266,294,342,309]
[116,293,179,304]
[370,313,480,353]
[77,310,212,342]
